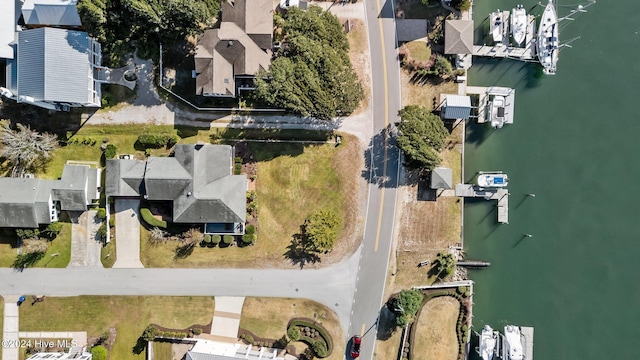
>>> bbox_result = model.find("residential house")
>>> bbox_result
[0,0,20,59]
[0,164,100,228]
[26,347,91,359]
[106,144,248,235]
[3,27,103,110]
[185,339,285,360]
[21,0,82,28]
[194,0,273,97]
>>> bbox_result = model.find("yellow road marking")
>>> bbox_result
[374,0,390,252]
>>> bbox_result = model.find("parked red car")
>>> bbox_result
[350,336,362,358]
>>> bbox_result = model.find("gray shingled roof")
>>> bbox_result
[444,20,474,55]
[431,167,453,189]
[22,0,81,26]
[107,144,247,224]
[0,165,97,227]
[17,27,99,105]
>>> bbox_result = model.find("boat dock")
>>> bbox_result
[473,14,536,61]
[455,184,509,224]
[457,260,491,268]
[465,86,515,125]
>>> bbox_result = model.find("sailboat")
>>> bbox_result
[537,0,558,75]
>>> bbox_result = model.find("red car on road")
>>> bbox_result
[350,336,361,358]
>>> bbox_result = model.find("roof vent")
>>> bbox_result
[187,191,192,197]
[228,40,234,47]
[143,195,148,200]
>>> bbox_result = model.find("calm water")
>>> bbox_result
[465,0,640,359]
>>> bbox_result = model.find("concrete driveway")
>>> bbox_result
[68,210,102,267]
[113,199,144,268]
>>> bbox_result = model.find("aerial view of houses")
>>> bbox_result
[0,0,616,359]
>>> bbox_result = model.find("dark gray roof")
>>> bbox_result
[431,167,453,189]
[107,144,247,224]
[442,95,471,120]
[16,28,100,106]
[22,0,81,26]
[445,20,474,55]
[0,165,97,227]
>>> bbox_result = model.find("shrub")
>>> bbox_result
[136,134,178,149]
[192,328,202,335]
[16,228,40,240]
[109,216,115,227]
[142,325,158,341]
[222,235,234,245]
[140,208,167,228]
[242,234,256,246]
[245,334,254,344]
[287,326,300,341]
[245,224,256,235]
[211,235,221,245]
[42,222,63,239]
[97,208,107,220]
[234,163,242,175]
[288,319,333,357]
[204,234,212,243]
[104,144,117,159]
[313,341,329,358]
[234,156,242,163]
[91,345,107,360]
[97,224,107,241]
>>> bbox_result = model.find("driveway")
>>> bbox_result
[209,297,245,341]
[113,199,143,268]
[68,210,103,267]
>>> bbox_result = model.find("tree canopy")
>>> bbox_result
[254,6,363,120]
[434,252,456,280]
[301,209,342,253]
[78,0,221,64]
[393,289,424,327]
[396,105,448,171]
[0,120,59,177]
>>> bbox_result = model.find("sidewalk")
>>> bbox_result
[3,296,20,360]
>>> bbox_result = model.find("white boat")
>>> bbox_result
[489,10,508,43]
[477,173,509,188]
[489,95,506,129]
[478,325,498,360]
[504,325,524,360]
[537,0,558,75]
[511,5,527,46]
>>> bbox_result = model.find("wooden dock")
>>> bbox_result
[457,260,491,268]
[465,86,515,126]
[455,184,509,224]
[521,326,534,360]
[473,15,537,61]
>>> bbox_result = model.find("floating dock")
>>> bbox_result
[465,86,515,126]
[455,184,509,224]
[473,15,537,61]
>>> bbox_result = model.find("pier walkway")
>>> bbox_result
[455,184,509,224]
[473,15,537,61]
[465,86,515,125]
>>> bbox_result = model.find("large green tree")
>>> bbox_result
[392,289,424,328]
[301,209,342,253]
[254,6,363,120]
[396,105,448,171]
[0,120,59,177]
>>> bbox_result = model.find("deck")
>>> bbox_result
[465,86,516,126]
[455,184,509,224]
[473,15,537,61]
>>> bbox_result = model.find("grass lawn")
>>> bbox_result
[0,222,71,268]
[412,297,459,360]
[141,134,361,268]
[239,298,344,360]
[101,238,116,268]
[152,341,173,360]
[404,40,432,62]
[401,69,458,111]
[19,296,214,360]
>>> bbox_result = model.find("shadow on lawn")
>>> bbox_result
[284,233,321,269]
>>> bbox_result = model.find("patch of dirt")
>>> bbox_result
[345,18,371,115]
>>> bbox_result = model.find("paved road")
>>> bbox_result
[348,0,402,359]
[0,248,360,327]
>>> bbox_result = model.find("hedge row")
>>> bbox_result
[288,319,333,358]
[140,208,167,228]
[136,134,178,149]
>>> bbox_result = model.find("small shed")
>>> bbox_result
[441,95,471,120]
[431,167,453,190]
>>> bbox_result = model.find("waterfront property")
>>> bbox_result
[455,182,509,224]
[465,86,515,126]
[106,144,248,235]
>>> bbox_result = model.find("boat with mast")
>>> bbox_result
[537,0,558,75]
[511,5,527,46]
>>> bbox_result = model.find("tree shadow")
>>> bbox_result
[376,306,398,341]
[12,251,46,270]
[131,336,146,355]
[174,243,195,259]
[361,126,401,189]
[283,233,320,269]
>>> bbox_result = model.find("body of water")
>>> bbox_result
[465,0,640,358]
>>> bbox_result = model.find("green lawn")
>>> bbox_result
[20,296,214,360]
[152,341,173,360]
[101,237,116,268]
[0,222,71,268]
[140,135,360,268]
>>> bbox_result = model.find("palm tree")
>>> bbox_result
[0,120,59,177]
[434,252,456,279]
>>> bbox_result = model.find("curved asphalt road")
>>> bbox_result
[0,3,401,360]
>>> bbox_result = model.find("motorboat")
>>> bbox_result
[489,10,508,43]
[489,95,506,129]
[504,325,524,360]
[537,0,558,75]
[477,173,509,188]
[511,5,527,46]
[477,325,498,360]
